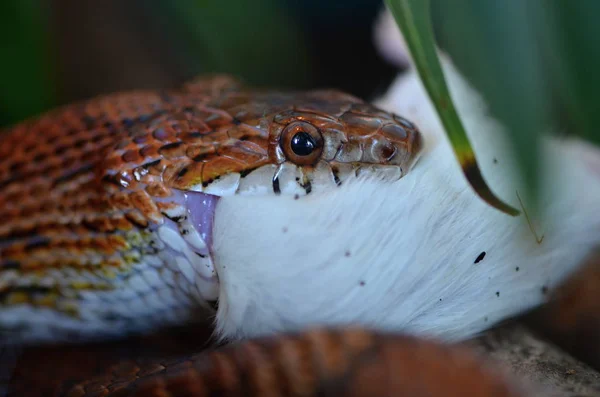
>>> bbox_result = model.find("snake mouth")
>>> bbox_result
[181,191,221,305]
[152,190,221,305]
[193,162,407,199]
[166,163,404,306]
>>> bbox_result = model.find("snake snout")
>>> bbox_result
[337,107,422,177]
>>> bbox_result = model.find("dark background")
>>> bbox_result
[0,0,398,129]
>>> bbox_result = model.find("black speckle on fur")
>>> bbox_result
[474,251,486,264]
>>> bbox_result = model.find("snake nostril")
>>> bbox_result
[378,141,397,162]
[369,139,397,163]
[380,143,396,161]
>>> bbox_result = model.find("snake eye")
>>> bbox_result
[291,131,316,156]
[281,121,323,165]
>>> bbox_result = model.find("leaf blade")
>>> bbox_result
[385,0,520,216]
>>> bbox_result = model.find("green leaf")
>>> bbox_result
[430,0,551,210]
[385,0,520,216]
[543,1,600,147]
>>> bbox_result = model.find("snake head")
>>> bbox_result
[267,90,423,193]
[101,87,422,198]
[87,86,423,310]
[216,88,423,196]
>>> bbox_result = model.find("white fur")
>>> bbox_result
[211,55,600,342]
[372,7,411,69]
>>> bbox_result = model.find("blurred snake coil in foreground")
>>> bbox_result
[64,328,523,397]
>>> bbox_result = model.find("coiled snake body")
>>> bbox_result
[0,72,530,397]
[5,75,527,396]
[0,75,421,344]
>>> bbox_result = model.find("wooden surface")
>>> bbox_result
[471,251,600,396]
[471,324,600,396]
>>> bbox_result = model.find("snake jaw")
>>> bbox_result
[152,190,221,302]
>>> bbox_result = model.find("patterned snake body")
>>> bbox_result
[0,75,421,343]
[63,327,522,397]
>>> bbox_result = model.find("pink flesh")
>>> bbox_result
[183,192,219,253]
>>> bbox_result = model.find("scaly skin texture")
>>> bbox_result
[0,75,422,343]
[0,75,528,396]
[61,328,522,397]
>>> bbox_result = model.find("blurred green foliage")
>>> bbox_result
[0,1,57,127]
[385,0,520,216]
[0,0,311,128]
[542,1,600,147]
[154,0,311,88]
[386,0,600,212]
[0,0,391,129]
[430,0,549,208]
